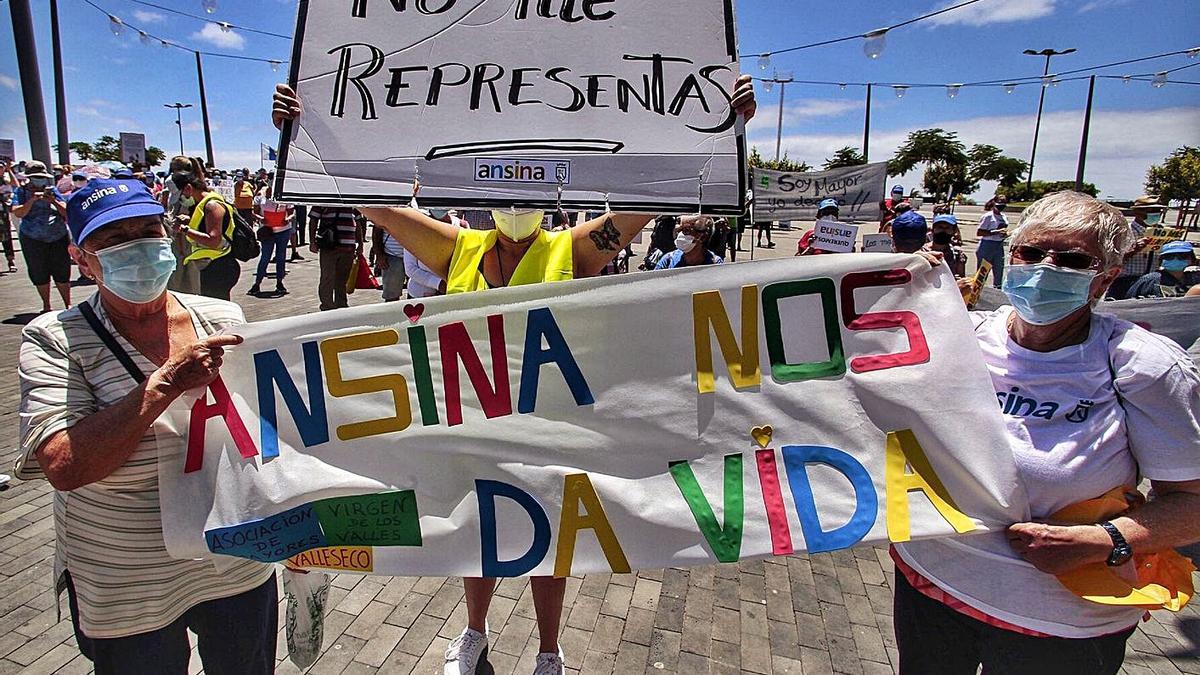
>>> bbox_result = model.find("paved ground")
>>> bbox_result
[0,221,1197,674]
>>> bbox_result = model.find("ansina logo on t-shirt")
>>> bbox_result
[995,386,1095,424]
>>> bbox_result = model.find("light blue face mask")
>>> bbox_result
[1143,213,1162,226]
[1161,259,1190,272]
[93,237,176,304]
[1002,263,1098,326]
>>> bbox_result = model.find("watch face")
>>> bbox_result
[1107,545,1133,567]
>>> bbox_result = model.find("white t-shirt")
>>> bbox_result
[978,211,1009,242]
[896,307,1200,638]
[253,194,292,232]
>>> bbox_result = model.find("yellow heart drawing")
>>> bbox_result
[751,425,774,448]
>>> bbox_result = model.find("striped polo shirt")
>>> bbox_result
[15,293,274,639]
[311,206,363,248]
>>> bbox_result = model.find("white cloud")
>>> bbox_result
[132,9,167,23]
[927,0,1057,27]
[1078,0,1131,12]
[746,98,864,137]
[0,74,17,91]
[750,106,1200,199]
[182,120,222,132]
[191,22,245,50]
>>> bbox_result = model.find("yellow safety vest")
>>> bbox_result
[184,192,235,263]
[446,228,573,294]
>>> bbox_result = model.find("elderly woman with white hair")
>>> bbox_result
[892,191,1200,674]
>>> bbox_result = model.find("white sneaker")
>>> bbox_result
[444,627,489,675]
[532,649,565,675]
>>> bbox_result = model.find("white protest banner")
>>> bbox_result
[275,0,746,214]
[213,179,235,203]
[862,233,893,253]
[159,255,1028,577]
[119,132,147,165]
[752,163,888,223]
[0,139,14,163]
[812,220,859,253]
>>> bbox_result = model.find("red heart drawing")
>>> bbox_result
[403,303,425,323]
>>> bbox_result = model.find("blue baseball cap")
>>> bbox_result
[891,210,928,240]
[818,198,839,211]
[112,167,134,179]
[891,184,905,194]
[1159,241,1194,257]
[67,179,165,246]
[932,214,958,227]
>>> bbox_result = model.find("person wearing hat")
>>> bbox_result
[14,178,277,674]
[976,195,1011,289]
[10,160,72,313]
[1125,240,1200,298]
[879,184,909,234]
[797,199,842,256]
[655,216,725,269]
[172,171,242,301]
[926,213,968,277]
[1108,195,1168,299]
[890,209,929,254]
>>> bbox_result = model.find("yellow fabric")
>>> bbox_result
[184,192,234,263]
[233,180,255,210]
[1052,487,1194,612]
[445,228,573,295]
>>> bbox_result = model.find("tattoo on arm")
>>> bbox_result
[588,218,621,252]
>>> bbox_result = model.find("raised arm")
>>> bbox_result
[358,207,459,279]
[571,214,652,278]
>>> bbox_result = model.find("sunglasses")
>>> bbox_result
[1011,244,1101,271]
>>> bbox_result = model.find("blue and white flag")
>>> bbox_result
[261,143,277,164]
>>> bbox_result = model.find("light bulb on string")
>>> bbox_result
[946,84,962,99]
[1004,83,1017,94]
[217,22,232,33]
[138,30,152,46]
[839,83,847,91]
[1040,75,1053,87]
[1188,47,1199,59]
[161,39,171,49]
[1151,72,1168,88]
[757,54,771,71]
[1051,79,1061,88]
[1122,75,1132,84]
[269,60,282,73]
[863,29,887,60]
[201,0,218,14]
[108,15,124,37]
[893,85,908,99]
[763,79,774,93]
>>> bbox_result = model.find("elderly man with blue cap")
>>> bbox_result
[1125,240,1200,298]
[890,209,928,254]
[14,179,277,675]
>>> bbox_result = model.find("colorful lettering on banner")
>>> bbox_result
[518,307,595,413]
[185,376,258,474]
[840,270,930,374]
[206,503,326,562]
[885,430,976,542]
[254,342,329,459]
[407,324,441,426]
[780,445,877,554]
[441,315,513,426]
[554,474,630,577]
[762,279,846,382]
[755,449,794,556]
[312,491,423,547]
[288,546,374,572]
[693,286,761,394]
[477,479,552,577]
[669,454,744,563]
[320,330,412,440]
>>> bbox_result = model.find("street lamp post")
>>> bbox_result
[164,103,193,156]
[762,73,794,162]
[1023,47,1076,191]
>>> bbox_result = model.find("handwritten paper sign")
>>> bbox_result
[752,163,888,223]
[862,233,893,253]
[119,132,147,166]
[0,139,14,163]
[812,220,859,253]
[275,0,746,215]
[159,255,1028,576]
[1146,227,1186,249]
[963,260,993,307]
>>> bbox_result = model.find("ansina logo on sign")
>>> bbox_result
[474,158,571,184]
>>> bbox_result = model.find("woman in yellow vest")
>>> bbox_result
[273,75,757,675]
[172,172,241,300]
[233,171,256,224]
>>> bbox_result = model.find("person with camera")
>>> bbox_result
[11,160,71,313]
[308,205,366,310]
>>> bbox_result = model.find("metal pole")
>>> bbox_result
[9,0,53,164]
[194,52,215,168]
[49,0,71,166]
[863,83,872,163]
[774,82,786,162]
[175,109,185,156]
[1026,55,1051,192]
[1075,75,1096,193]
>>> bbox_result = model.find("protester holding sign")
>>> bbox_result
[894,191,1200,673]
[1109,195,1169,299]
[15,179,277,674]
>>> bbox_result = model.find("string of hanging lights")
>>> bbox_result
[125,0,293,40]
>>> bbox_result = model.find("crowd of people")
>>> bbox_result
[5,74,1199,675]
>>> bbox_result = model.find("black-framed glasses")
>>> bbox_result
[1011,244,1101,270]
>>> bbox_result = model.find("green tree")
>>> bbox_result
[57,135,166,167]
[1002,180,1098,202]
[1145,146,1200,211]
[748,146,812,173]
[887,128,968,201]
[967,144,1029,188]
[822,146,867,170]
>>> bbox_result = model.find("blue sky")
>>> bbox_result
[1,0,1197,198]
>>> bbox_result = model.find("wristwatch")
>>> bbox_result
[1099,521,1133,567]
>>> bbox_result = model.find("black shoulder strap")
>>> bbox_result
[78,301,146,384]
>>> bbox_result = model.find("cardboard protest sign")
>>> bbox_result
[1146,227,1186,249]
[862,233,893,253]
[0,139,14,163]
[812,221,859,253]
[275,0,746,214]
[752,163,887,223]
[160,255,1028,576]
[963,260,992,307]
[119,132,147,165]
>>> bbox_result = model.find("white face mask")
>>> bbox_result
[492,209,544,241]
[819,214,838,222]
[675,233,697,253]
